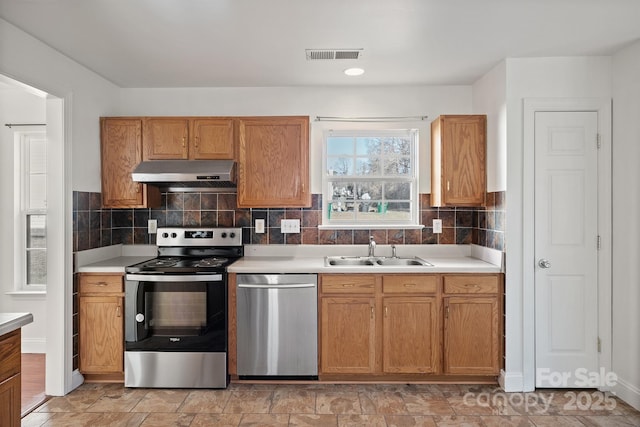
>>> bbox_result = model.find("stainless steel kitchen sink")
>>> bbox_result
[325,256,433,267]
[376,257,433,266]
[325,256,376,266]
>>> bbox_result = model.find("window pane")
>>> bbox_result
[356,137,381,155]
[327,157,353,175]
[355,181,382,200]
[383,137,411,155]
[384,156,412,175]
[29,138,47,173]
[27,215,47,248]
[355,157,379,175]
[327,137,354,156]
[29,174,47,209]
[27,249,47,285]
[385,182,412,200]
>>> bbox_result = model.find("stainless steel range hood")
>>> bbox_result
[132,160,236,191]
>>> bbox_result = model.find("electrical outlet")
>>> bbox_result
[433,219,443,234]
[148,219,157,234]
[281,219,300,233]
[255,219,265,234]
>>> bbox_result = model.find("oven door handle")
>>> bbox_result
[237,283,316,289]
[126,274,223,282]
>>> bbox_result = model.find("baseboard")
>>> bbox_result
[499,369,525,392]
[22,337,46,354]
[71,369,84,392]
[611,377,640,411]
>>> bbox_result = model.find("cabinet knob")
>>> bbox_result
[194,136,199,147]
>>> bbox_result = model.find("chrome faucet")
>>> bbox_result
[391,244,397,258]
[368,236,376,257]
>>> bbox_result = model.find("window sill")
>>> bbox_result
[6,290,47,298]
[318,224,425,230]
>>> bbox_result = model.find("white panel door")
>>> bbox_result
[535,111,599,388]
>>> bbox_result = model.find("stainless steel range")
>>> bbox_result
[124,227,243,389]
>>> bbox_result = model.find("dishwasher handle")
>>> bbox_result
[237,283,316,289]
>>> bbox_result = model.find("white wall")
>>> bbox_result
[499,56,613,392]
[0,86,47,351]
[611,40,640,410]
[0,17,120,395]
[472,60,507,192]
[119,85,472,193]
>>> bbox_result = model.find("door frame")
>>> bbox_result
[522,98,612,391]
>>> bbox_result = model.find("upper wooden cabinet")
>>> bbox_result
[142,117,235,160]
[431,115,486,207]
[237,116,311,208]
[100,118,160,208]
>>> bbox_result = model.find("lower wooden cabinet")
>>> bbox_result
[320,297,376,374]
[319,273,502,379]
[443,275,502,375]
[383,296,439,374]
[78,273,124,379]
[0,329,21,426]
[319,274,441,376]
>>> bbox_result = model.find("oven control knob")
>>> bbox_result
[230,232,236,238]
[171,233,177,238]
[162,232,168,238]
[221,232,227,238]
[135,313,145,323]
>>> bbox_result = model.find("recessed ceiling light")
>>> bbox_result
[344,67,365,76]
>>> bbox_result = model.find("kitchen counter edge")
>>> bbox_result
[0,312,34,336]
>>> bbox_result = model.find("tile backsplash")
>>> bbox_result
[73,191,505,252]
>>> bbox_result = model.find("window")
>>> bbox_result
[16,131,47,291]
[322,129,420,228]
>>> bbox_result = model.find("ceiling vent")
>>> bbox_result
[305,49,363,60]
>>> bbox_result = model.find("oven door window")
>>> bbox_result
[128,281,226,352]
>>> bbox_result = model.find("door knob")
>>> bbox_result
[538,259,551,269]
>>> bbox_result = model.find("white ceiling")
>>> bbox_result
[1,0,639,88]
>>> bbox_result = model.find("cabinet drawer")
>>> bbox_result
[0,330,20,381]
[320,275,375,294]
[443,275,499,294]
[79,274,123,294]
[383,275,438,294]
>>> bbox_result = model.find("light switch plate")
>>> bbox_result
[255,219,265,234]
[148,219,157,234]
[433,219,442,234]
[281,219,300,233]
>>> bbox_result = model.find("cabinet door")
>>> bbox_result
[0,374,20,427]
[443,296,500,375]
[143,117,189,159]
[383,297,439,374]
[79,296,124,374]
[101,118,147,208]
[431,115,486,206]
[320,297,376,374]
[191,118,235,159]
[237,116,310,207]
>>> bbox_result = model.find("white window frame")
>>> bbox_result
[14,130,47,292]
[321,128,421,229]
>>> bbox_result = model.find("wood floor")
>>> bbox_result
[21,353,47,417]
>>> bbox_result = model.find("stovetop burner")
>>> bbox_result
[125,227,243,275]
[192,257,229,268]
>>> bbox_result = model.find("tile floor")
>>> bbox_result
[21,382,640,427]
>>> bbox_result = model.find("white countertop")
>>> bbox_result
[0,312,34,336]
[76,244,157,273]
[228,244,503,274]
[77,256,157,273]
[228,255,500,274]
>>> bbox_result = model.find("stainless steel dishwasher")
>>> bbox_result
[236,274,318,379]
